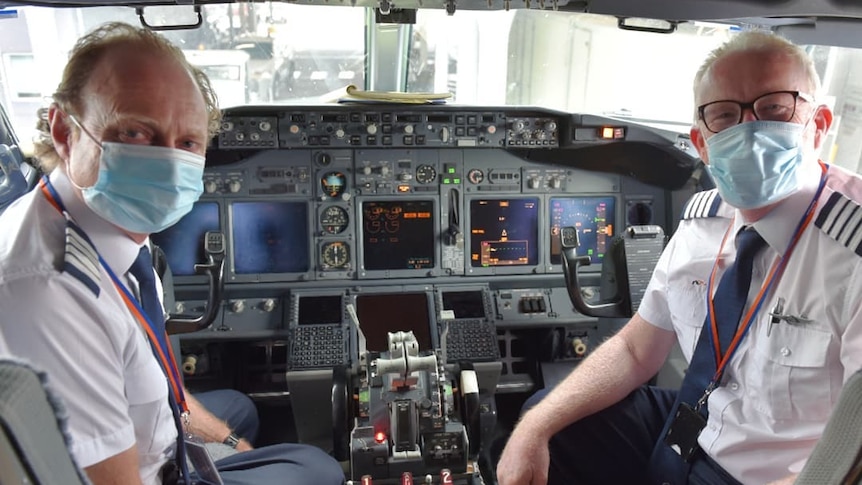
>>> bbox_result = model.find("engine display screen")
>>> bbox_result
[231,201,309,274]
[470,198,539,267]
[362,200,435,271]
[152,202,220,276]
[297,295,343,325]
[549,196,615,264]
[355,293,433,352]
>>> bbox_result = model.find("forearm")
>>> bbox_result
[518,314,675,440]
[183,391,253,451]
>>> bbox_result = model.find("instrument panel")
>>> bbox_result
[158,105,689,399]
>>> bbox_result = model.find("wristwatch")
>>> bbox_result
[223,432,241,449]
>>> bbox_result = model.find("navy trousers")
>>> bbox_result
[184,443,345,485]
[523,386,742,485]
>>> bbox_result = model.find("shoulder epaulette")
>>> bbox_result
[815,192,862,257]
[680,189,722,220]
[62,215,100,296]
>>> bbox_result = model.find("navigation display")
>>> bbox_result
[362,200,435,271]
[231,201,309,274]
[355,293,432,352]
[470,198,539,267]
[298,295,343,325]
[549,196,615,265]
[152,202,220,276]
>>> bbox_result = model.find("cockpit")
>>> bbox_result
[3,1,862,484]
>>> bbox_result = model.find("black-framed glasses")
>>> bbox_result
[697,90,814,133]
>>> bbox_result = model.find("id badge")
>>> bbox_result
[184,435,224,485]
[663,403,707,462]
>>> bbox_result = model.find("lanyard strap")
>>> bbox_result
[702,162,829,398]
[39,177,188,414]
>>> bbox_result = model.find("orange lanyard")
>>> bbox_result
[702,162,828,398]
[39,177,188,416]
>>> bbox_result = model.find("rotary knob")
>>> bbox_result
[261,299,277,313]
[228,180,241,193]
[231,300,246,313]
[204,180,218,193]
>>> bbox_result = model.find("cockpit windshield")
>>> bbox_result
[1,7,730,146]
[3,4,862,173]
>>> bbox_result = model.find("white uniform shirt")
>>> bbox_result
[0,170,177,485]
[639,159,862,483]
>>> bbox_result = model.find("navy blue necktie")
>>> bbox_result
[648,228,767,482]
[676,227,767,413]
[129,247,188,476]
[129,247,165,334]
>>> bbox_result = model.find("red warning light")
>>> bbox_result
[374,431,387,443]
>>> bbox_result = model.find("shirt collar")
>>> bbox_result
[49,170,145,275]
[736,160,824,256]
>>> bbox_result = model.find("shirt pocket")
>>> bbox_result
[667,281,708,359]
[747,322,832,420]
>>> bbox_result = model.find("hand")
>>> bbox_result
[235,438,254,452]
[496,425,550,485]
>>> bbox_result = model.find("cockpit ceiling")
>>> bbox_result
[2,0,862,48]
[1,0,861,18]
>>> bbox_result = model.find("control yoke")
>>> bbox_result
[561,225,665,319]
[166,231,225,334]
[560,226,630,318]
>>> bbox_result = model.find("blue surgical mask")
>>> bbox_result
[705,120,807,209]
[68,117,206,233]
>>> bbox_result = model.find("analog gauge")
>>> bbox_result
[320,205,349,234]
[467,168,484,184]
[415,164,438,184]
[321,241,350,270]
[321,171,347,198]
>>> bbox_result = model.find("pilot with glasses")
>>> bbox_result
[498,31,862,485]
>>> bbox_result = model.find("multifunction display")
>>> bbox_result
[470,198,539,267]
